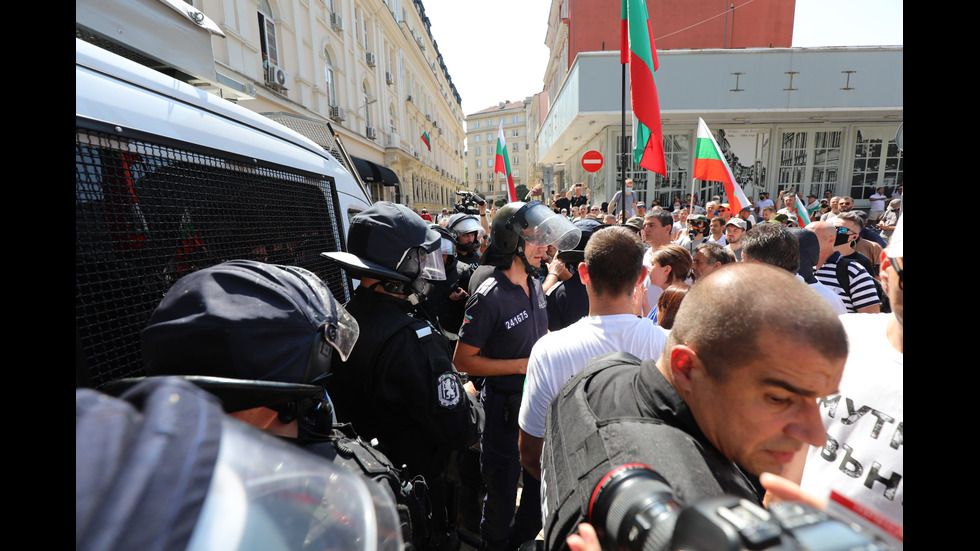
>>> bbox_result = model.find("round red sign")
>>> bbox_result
[582,150,603,173]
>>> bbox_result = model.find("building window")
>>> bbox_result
[513,130,519,137]
[476,160,481,168]
[475,147,480,155]
[476,173,482,180]
[354,7,361,44]
[513,116,519,123]
[475,136,481,142]
[778,129,842,198]
[489,159,494,167]
[474,121,480,128]
[487,134,493,142]
[851,126,903,199]
[324,50,337,106]
[512,143,518,152]
[513,156,519,165]
[257,0,279,67]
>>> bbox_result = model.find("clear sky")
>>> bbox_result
[420,0,903,118]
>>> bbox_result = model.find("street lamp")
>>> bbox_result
[356,97,378,133]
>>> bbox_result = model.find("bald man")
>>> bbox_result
[808,221,880,313]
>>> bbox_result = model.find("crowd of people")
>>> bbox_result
[408,183,903,550]
[78,180,903,551]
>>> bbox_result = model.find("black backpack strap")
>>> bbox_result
[834,256,853,297]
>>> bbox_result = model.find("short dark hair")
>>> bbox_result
[584,226,645,297]
[666,263,847,379]
[741,224,800,274]
[695,242,735,265]
[644,209,673,228]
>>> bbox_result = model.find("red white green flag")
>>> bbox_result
[622,0,666,176]
[421,131,431,151]
[495,121,517,202]
[693,118,750,213]
[794,194,812,226]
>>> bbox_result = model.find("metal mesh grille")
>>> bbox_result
[76,126,350,388]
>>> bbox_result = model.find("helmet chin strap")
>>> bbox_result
[373,280,427,306]
[516,242,542,277]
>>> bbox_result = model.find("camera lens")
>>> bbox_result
[588,464,681,551]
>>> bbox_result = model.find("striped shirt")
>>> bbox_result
[814,252,881,313]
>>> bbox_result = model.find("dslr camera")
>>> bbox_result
[454,190,486,215]
[587,464,894,551]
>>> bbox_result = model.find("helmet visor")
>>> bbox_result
[419,248,447,281]
[450,215,486,238]
[521,202,581,251]
[281,265,359,364]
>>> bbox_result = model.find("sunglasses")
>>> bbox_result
[591,207,601,211]
[835,226,857,235]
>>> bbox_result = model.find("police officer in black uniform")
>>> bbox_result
[453,201,580,551]
[543,218,605,331]
[322,202,484,551]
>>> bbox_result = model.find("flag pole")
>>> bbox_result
[620,45,627,224]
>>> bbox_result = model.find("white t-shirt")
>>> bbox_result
[800,313,903,527]
[797,275,847,315]
[518,314,668,438]
[869,192,887,211]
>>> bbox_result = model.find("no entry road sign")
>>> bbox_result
[582,150,603,173]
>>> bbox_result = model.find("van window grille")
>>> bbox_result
[76,126,349,388]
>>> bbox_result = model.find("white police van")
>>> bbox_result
[76,37,373,388]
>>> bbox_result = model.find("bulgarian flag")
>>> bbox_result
[495,121,517,202]
[622,0,666,176]
[421,131,431,151]
[693,118,750,213]
[794,194,812,226]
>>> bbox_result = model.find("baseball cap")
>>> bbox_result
[557,218,607,264]
[625,216,645,231]
[725,218,747,230]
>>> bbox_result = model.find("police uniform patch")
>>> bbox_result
[437,372,462,408]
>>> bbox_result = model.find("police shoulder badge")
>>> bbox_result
[437,372,462,408]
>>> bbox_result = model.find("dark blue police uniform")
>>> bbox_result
[458,267,548,551]
[544,271,589,332]
[328,285,483,548]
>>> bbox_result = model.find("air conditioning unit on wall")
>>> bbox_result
[266,62,289,90]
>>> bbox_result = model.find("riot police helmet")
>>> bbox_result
[486,201,581,273]
[322,201,446,302]
[137,259,359,411]
[447,213,485,253]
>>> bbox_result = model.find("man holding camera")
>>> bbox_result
[541,263,847,551]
